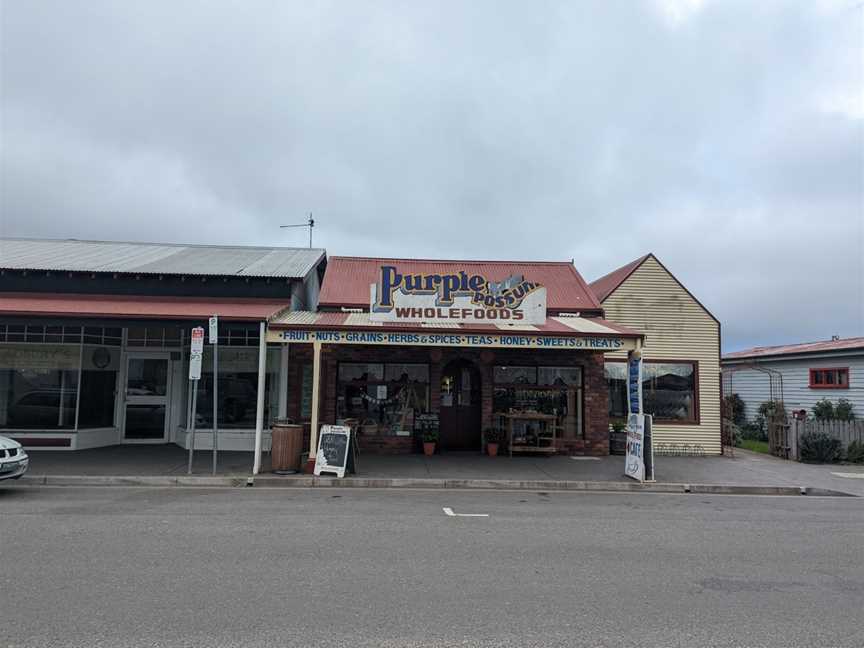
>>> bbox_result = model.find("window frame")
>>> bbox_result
[605,359,700,425]
[808,367,850,390]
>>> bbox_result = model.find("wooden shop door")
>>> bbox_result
[439,359,481,451]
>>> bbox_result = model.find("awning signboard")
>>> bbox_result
[266,328,634,351]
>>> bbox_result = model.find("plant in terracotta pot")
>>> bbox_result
[609,419,627,456]
[485,427,503,457]
[422,428,439,456]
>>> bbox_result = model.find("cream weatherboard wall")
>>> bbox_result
[599,256,722,454]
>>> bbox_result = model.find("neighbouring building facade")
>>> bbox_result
[0,238,325,451]
[589,253,722,454]
[722,337,864,422]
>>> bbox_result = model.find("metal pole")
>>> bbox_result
[187,381,198,475]
[252,321,267,475]
[308,340,323,470]
[212,340,218,475]
[72,326,84,432]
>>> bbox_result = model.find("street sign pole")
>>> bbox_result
[186,385,198,475]
[209,315,219,476]
[187,326,205,475]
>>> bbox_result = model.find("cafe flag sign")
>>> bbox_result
[624,413,645,482]
[369,265,547,324]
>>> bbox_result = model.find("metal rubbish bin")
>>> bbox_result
[271,423,303,473]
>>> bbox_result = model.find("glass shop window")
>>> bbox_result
[493,366,537,384]
[492,365,583,439]
[605,363,628,419]
[336,362,430,436]
[606,361,697,423]
[0,344,80,429]
[191,347,280,429]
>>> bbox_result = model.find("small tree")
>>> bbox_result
[834,399,856,421]
[812,399,835,421]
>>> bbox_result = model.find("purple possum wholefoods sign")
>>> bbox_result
[369,266,547,325]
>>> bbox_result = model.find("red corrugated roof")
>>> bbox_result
[0,293,290,321]
[318,256,602,312]
[588,254,651,302]
[723,337,864,361]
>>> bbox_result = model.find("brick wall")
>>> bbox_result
[281,343,609,456]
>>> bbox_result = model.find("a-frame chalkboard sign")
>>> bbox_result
[314,425,354,478]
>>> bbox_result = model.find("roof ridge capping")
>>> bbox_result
[0,236,324,253]
[327,255,577,265]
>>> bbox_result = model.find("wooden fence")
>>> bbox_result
[787,419,864,461]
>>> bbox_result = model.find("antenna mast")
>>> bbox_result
[279,214,315,248]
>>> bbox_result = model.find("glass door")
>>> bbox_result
[122,353,171,442]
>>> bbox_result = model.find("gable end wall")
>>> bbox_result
[600,256,722,454]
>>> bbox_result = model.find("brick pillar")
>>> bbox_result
[582,352,609,456]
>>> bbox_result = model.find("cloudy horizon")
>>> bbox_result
[1,0,861,352]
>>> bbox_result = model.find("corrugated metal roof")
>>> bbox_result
[0,237,325,279]
[269,310,641,338]
[0,292,291,321]
[723,337,864,361]
[317,256,602,312]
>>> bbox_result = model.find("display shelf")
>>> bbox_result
[503,411,558,457]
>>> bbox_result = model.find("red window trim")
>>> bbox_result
[808,367,850,390]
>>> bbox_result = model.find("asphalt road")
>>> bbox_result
[1,487,862,648]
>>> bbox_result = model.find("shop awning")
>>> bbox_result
[0,292,291,321]
[266,311,643,351]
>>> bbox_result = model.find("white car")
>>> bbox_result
[0,436,29,481]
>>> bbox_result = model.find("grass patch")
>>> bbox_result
[739,439,770,454]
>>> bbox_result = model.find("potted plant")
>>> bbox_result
[484,427,503,457]
[422,428,439,456]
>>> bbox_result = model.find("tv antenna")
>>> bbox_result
[280,214,315,248]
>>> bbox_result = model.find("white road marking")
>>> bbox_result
[442,507,489,517]
[570,456,600,461]
[831,472,864,479]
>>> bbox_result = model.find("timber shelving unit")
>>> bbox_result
[504,411,558,458]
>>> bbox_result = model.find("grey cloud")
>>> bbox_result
[1,0,861,351]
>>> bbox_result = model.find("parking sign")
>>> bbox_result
[208,316,218,344]
[189,327,204,380]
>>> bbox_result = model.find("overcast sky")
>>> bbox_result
[1,0,861,352]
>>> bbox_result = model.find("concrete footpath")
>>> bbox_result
[9,445,864,496]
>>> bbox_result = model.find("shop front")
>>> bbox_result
[0,305,283,451]
[0,238,327,453]
[261,257,643,472]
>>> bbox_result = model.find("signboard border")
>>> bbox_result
[266,328,633,352]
